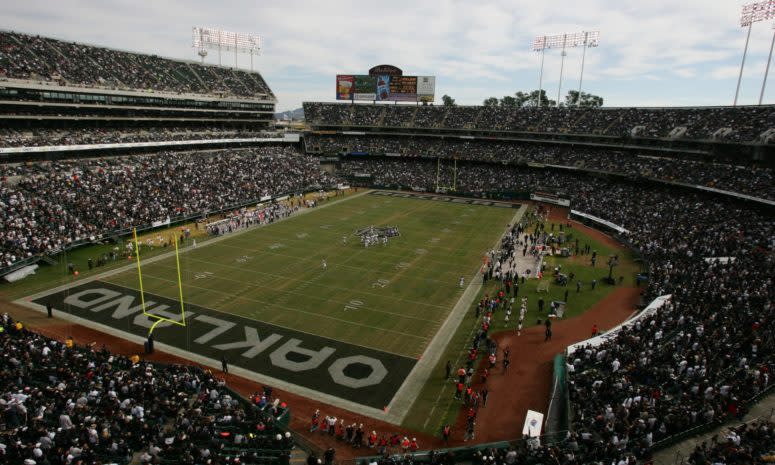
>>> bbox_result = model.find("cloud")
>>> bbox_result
[2,0,775,109]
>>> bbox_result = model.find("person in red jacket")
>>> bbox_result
[441,424,451,445]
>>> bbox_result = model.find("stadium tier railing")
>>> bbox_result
[0,137,290,154]
[333,150,775,207]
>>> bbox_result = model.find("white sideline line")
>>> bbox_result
[19,190,527,424]
[382,204,527,424]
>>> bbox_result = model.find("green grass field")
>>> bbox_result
[4,190,641,433]
[101,192,518,358]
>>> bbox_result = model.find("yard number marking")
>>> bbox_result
[371,278,390,289]
[344,299,364,311]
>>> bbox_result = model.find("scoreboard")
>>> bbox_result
[337,67,434,102]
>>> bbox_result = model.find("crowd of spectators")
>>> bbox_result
[302,102,775,142]
[0,312,292,465]
[340,157,774,464]
[0,127,272,148]
[310,135,775,200]
[0,31,273,98]
[687,420,774,465]
[0,147,338,269]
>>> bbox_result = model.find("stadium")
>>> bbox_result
[0,4,774,465]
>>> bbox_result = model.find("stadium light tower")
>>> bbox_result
[759,22,775,105]
[192,27,262,70]
[533,31,599,107]
[735,1,775,106]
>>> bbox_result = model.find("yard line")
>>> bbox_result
[132,272,433,342]
[151,258,451,313]
[150,261,447,323]
[211,240,478,274]
[228,227,486,254]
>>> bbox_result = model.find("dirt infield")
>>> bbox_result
[0,202,642,457]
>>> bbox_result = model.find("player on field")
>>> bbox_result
[322,259,327,270]
[459,276,465,288]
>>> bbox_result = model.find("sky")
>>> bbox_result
[3,0,775,111]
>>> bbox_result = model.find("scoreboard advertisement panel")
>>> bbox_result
[416,76,436,102]
[336,75,354,100]
[337,73,434,102]
[354,75,377,101]
[387,76,417,101]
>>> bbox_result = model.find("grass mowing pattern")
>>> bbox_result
[103,193,517,358]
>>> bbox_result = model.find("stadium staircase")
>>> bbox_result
[437,107,451,128]
[652,392,775,465]
[245,72,271,95]
[230,69,254,95]
[601,109,630,135]
[533,111,551,133]
[288,447,307,465]
[470,107,485,128]
[182,63,210,93]
[405,106,420,127]
[570,110,590,132]
[375,106,388,126]
[195,64,230,94]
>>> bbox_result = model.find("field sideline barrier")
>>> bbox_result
[569,210,630,235]
[0,137,289,154]
[566,294,672,355]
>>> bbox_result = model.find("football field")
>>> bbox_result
[111,191,517,357]
[26,191,520,412]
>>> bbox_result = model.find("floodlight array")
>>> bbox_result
[741,1,775,26]
[532,31,599,51]
[192,27,262,53]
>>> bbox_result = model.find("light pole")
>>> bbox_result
[533,31,600,107]
[759,23,775,105]
[735,1,775,106]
